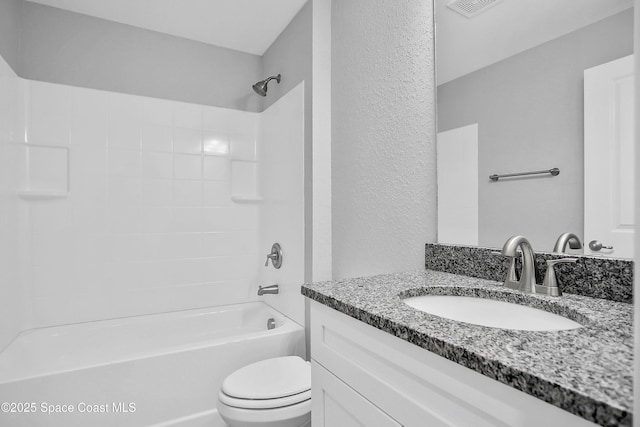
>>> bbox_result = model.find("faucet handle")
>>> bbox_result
[490,250,520,282]
[537,258,578,296]
[264,243,283,269]
[264,254,273,267]
[493,249,522,284]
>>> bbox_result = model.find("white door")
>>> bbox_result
[437,124,479,245]
[584,55,635,258]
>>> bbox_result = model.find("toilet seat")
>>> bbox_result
[222,356,311,398]
[219,389,311,410]
[217,356,312,427]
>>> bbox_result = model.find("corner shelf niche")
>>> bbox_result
[17,145,70,201]
[231,195,263,204]
[230,160,260,203]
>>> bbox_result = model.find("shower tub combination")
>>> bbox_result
[0,302,304,427]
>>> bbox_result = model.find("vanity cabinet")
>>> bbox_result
[309,301,596,427]
[312,362,401,426]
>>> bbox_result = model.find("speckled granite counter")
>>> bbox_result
[301,270,633,426]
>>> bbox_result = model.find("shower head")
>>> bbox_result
[252,74,281,96]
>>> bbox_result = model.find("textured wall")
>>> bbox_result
[332,0,437,279]
[437,9,633,250]
[19,1,263,112]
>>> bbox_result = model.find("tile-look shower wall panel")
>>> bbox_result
[258,83,305,326]
[26,81,261,328]
[0,55,28,350]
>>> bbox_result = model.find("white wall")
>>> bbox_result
[0,54,28,350]
[0,0,20,73]
[331,0,437,279]
[0,72,307,332]
[260,1,314,284]
[18,1,264,112]
[258,83,306,326]
[633,0,639,423]
[311,0,333,282]
[437,124,479,246]
[17,78,265,328]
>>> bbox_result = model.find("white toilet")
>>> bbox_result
[217,356,311,427]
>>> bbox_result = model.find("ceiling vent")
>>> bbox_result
[446,0,504,18]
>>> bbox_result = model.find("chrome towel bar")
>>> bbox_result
[489,167,559,182]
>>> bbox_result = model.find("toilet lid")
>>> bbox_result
[221,356,311,400]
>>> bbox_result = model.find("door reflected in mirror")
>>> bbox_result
[435,0,635,258]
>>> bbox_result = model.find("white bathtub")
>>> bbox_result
[0,302,305,427]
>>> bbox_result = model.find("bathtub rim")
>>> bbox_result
[0,301,303,384]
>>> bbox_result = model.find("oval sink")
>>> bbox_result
[403,295,582,331]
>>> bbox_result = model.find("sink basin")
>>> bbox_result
[403,295,582,331]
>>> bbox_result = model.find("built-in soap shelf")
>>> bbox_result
[17,190,69,201]
[230,160,260,203]
[231,195,263,203]
[16,144,70,201]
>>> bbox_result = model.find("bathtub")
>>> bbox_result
[0,302,305,427]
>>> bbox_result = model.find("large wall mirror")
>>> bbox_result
[435,0,635,259]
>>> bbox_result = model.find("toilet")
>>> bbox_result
[217,356,311,427]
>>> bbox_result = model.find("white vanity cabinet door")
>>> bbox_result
[312,361,401,427]
[309,301,597,427]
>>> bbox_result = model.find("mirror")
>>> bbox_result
[435,0,635,258]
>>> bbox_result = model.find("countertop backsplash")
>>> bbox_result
[425,243,633,303]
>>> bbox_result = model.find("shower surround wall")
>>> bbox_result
[259,83,305,325]
[0,1,310,346]
[26,81,259,327]
[4,74,305,330]
[0,55,28,351]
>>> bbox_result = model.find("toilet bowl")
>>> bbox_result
[217,356,311,427]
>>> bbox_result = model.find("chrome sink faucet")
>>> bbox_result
[553,232,582,254]
[500,236,539,294]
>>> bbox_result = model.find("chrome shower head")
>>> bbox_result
[252,74,281,96]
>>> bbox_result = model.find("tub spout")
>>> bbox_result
[258,284,279,296]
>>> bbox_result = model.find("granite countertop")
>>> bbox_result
[301,269,634,427]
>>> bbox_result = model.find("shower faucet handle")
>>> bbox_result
[264,243,283,269]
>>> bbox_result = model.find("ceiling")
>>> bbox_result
[26,0,308,56]
[436,0,634,84]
